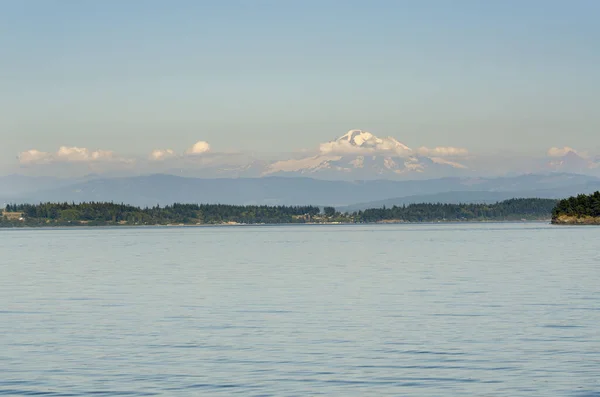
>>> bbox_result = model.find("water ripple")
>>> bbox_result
[1,223,599,396]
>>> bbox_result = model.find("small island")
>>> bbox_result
[1,198,558,227]
[551,191,600,225]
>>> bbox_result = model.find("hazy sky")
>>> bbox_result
[1,0,599,172]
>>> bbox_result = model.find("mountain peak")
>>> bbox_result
[563,150,583,160]
[338,130,376,146]
[333,130,412,153]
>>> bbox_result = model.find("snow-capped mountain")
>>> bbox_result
[263,130,469,179]
[319,130,412,156]
[547,151,600,174]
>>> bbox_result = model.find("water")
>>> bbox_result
[1,223,599,396]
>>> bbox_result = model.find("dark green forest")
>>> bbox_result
[551,191,600,219]
[355,198,557,222]
[1,198,558,227]
[1,202,321,226]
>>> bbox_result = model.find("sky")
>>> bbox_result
[1,0,599,174]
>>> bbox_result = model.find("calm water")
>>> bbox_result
[1,223,599,396]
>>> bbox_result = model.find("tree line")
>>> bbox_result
[353,198,557,222]
[1,198,560,227]
[552,191,600,219]
[2,202,321,226]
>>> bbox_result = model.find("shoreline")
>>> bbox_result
[551,215,600,225]
[0,219,552,230]
[3,199,556,229]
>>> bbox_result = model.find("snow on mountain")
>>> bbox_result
[266,155,343,174]
[319,130,412,156]
[263,130,468,179]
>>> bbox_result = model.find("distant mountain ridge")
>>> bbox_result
[339,187,600,212]
[2,172,599,209]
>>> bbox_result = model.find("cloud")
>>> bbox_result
[186,141,211,155]
[319,140,363,154]
[417,146,469,157]
[56,146,118,162]
[150,141,212,161]
[547,146,578,157]
[18,146,132,165]
[17,149,53,164]
[430,157,468,169]
[150,149,176,161]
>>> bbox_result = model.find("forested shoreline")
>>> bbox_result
[1,198,558,227]
[357,198,556,222]
[1,203,323,227]
[551,191,600,224]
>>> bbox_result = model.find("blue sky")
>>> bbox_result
[1,0,599,172]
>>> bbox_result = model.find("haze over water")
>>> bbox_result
[1,223,599,396]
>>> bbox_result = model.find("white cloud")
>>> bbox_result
[430,157,468,169]
[17,149,53,164]
[18,146,131,165]
[56,146,117,162]
[90,150,116,161]
[185,141,211,155]
[150,149,176,161]
[547,146,578,157]
[149,140,212,160]
[417,146,469,157]
[319,140,364,154]
[56,146,90,161]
